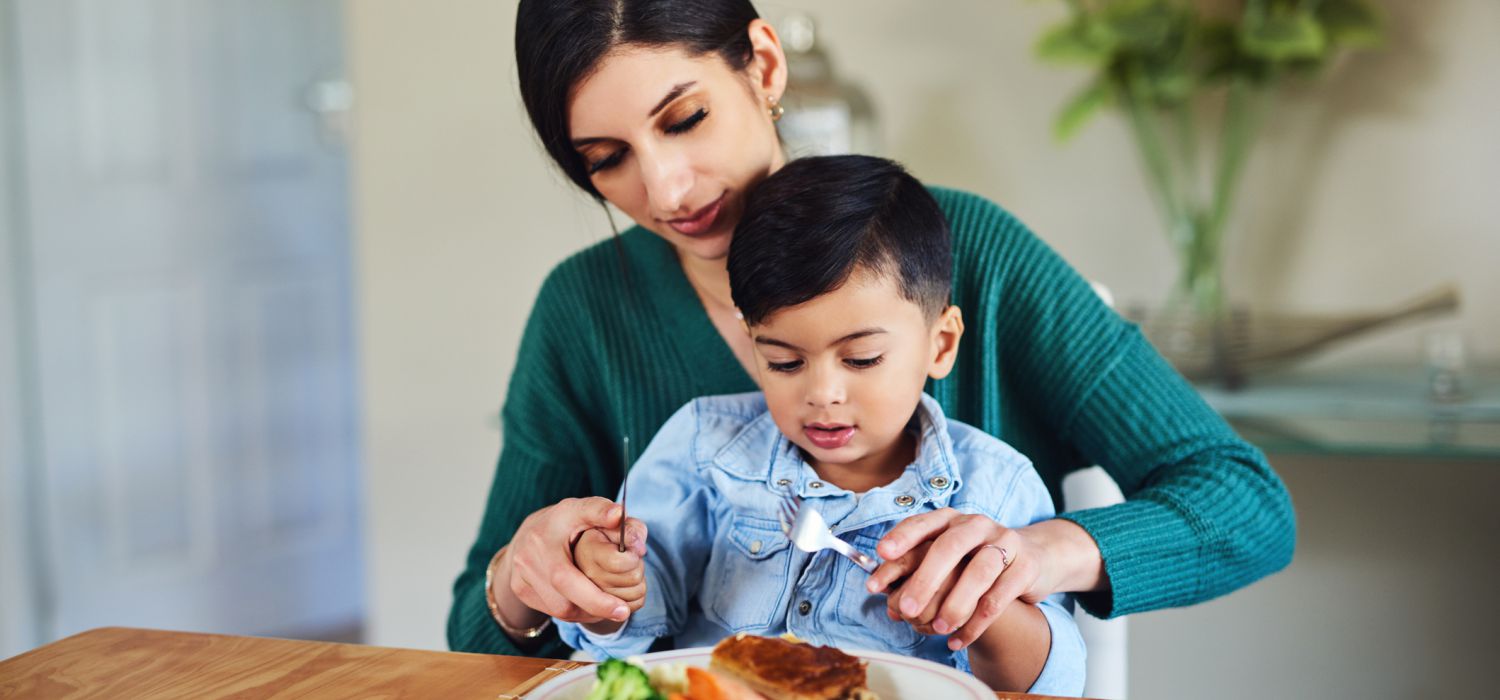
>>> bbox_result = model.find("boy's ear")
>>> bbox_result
[927,305,964,381]
[745,19,788,105]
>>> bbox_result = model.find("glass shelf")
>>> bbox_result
[1196,364,1500,459]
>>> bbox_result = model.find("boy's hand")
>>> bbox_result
[573,525,648,634]
[879,542,960,636]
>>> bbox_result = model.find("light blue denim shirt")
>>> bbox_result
[556,392,1086,696]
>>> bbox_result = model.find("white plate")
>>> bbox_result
[525,646,995,699]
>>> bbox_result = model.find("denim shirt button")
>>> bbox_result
[750,540,763,554]
[776,478,791,486]
[809,481,824,489]
[895,494,916,507]
[928,476,950,489]
[798,600,812,615]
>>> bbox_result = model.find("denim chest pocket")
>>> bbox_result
[834,532,925,652]
[703,514,793,633]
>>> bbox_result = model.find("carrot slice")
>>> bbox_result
[685,667,727,700]
[684,666,766,700]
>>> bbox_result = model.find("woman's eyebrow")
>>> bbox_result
[649,81,697,117]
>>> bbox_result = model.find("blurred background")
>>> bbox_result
[2,1,1497,698]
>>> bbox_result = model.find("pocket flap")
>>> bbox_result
[726,514,791,560]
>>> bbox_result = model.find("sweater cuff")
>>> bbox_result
[1058,498,1203,619]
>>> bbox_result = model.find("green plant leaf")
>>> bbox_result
[1053,80,1112,142]
[1144,61,1194,104]
[1100,0,1178,51]
[1035,18,1116,65]
[1317,0,1385,49]
[1239,10,1327,61]
[1200,19,1277,87]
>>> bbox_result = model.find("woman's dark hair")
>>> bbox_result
[515,0,761,200]
[728,155,953,326]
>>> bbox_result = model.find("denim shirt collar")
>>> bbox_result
[710,393,962,534]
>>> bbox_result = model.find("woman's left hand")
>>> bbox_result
[867,509,1069,651]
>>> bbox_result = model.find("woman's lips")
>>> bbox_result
[804,424,855,450]
[666,194,725,236]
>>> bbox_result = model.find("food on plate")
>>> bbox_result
[708,634,875,700]
[648,661,690,695]
[584,635,877,700]
[586,658,665,700]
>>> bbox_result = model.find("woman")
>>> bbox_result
[449,0,1295,659]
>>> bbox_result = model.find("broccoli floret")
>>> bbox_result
[584,658,664,700]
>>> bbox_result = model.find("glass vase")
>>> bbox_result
[1135,211,1242,388]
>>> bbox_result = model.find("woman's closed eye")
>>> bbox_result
[587,148,626,174]
[584,109,708,175]
[664,108,708,135]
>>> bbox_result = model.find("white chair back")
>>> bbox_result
[1063,467,1129,699]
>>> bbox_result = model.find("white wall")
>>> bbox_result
[347,0,610,650]
[1130,457,1500,699]
[0,0,41,659]
[349,0,1500,693]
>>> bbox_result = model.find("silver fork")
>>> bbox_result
[777,489,878,573]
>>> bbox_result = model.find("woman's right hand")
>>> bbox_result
[501,497,649,625]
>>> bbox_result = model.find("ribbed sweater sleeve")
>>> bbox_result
[446,263,610,658]
[1059,330,1297,617]
[940,190,1296,618]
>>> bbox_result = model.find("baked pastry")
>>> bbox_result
[708,633,876,700]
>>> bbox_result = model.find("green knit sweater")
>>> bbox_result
[448,187,1295,657]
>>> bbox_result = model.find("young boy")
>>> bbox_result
[555,156,1085,695]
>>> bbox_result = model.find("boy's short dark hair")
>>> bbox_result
[728,155,952,326]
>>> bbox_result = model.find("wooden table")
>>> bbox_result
[0,627,1085,699]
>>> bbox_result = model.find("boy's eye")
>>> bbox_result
[766,359,803,373]
[845,355,884,369]
[587,148,626,175]
[664,108,708,135]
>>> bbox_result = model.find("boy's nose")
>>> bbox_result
[804,370,846,407]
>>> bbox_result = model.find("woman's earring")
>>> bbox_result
[768,98,784,122]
